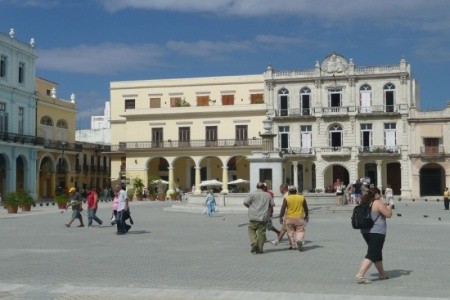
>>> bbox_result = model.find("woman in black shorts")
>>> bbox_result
[356,187,393,284]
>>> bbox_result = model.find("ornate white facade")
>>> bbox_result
[263,53,417,197]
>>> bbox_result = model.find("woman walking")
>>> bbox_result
[355,187,392,284]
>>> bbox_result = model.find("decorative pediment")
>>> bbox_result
[321,52,348,74]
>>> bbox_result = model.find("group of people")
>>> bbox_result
[243,181,393,284]
[64,184,132,235]
[334,178,395,208]
[243,182,308,254]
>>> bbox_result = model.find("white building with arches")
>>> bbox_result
[109,52,448,199]
[264,53,417,197]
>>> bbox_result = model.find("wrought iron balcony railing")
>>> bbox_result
[321,147,352,156]
[420,146,445,156]
[42,139,83,152]
[0,131,45,145]
[275,147,315,155]
[112,138,262,151]
[358,145,401,155]
[273,108,314,118]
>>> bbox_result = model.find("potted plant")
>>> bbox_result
[54,193,69,209]
[148,191,157,201]
[127,188,135,201]
[3,192,19,214]
[17,190,35,212]
[133,177,145,201]
[169,192,179,201]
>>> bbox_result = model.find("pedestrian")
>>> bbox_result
[279,186,309,251]
[262,184,280,238]
[115,184,131,235]
[355,187,392,284]
[270,184,293,246]
[87,187,103,228]
[444,187,449,210]
[353,179,362,204]
[110,188,119,225]
[205,190,216,217]
[334,179,344,205]
[65,187,85,228]
[243,182,275,254]
[384,184,394,208]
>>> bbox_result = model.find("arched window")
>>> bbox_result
[300,87,311,116]
[40,116,53,126]
[328,124,343,149]
[383,83,396,112]
[56,119,68,129]
[359,84,372,113]
[278,88,289,117]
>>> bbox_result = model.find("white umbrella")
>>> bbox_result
[200,179,223,187]
[228,178,249,185]
[151,179,169,185]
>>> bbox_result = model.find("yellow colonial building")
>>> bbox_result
[109,75,266,195]
[36,78,110,198]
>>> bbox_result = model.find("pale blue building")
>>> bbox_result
[0,29,42,199]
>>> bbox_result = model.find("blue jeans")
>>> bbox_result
[87,208,102,226]
[207,203,215,216]
[116,210,131,234]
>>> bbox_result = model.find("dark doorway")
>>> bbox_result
[420,164,444,196]
[333,165,349,186]
[386,162,401,195]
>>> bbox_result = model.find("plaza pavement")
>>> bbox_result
[0,198,449,299]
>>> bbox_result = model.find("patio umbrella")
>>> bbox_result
[200,179,223,187]
[228,178,249,185]
[151,179,169,185]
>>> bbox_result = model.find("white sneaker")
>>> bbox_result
[269,240,279,245]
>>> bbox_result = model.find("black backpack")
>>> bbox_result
[351,202,374,229]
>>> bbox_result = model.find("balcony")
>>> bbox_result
[358,146,401,156]
[0,132,45,146]
[42,139,83,152]
[321,147,352,157]
[420,146,445,157]
[320,106,354,118]
[357,105,404,116]
[272,108,314,119]
[275,147,315,156]
[112,138,262,151]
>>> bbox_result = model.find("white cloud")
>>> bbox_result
[97,0,450,32]
[166,40,252,59]
[37,43,164,75]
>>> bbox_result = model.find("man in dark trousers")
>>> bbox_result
[243,182,275,254]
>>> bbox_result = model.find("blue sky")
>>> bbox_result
[1,0,449,129]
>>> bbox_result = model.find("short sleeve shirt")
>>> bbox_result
[243,189,275,222]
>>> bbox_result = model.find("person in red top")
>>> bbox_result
[87,187,103,228]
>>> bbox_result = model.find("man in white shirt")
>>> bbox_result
[115,184,130,235]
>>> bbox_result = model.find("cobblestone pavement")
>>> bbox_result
[1,199,449,299]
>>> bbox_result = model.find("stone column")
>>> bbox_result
[194,167,201,194]
[167,166,174,195]
[221,166,229,194]
[376,160,382,191]
[292,161,298,188]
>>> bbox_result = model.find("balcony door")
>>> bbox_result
[235,125,248,146]
[152,128,163,148]
[300,88,311,116]
[278,88,289,116]
[178,127,190,147]
[384,123,396,150]
[278,126,289,151]
[360,84,372,113]
[300,125,312,153]
[206,126,218,147]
